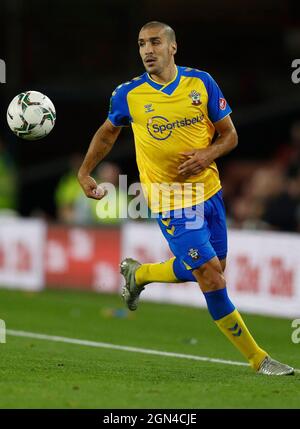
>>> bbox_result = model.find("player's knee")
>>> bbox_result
[193,261,226,292]
[204,271,226,291]
[220,258,226,271]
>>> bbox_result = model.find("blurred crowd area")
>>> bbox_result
[1,120,300,233]
[223,121,300,232]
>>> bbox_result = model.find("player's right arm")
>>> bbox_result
[78,82,131,199]
[77,119,122,199]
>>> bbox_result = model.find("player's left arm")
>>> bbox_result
[178,115,238,176]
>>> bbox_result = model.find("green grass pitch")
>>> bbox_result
[0,288,299,409]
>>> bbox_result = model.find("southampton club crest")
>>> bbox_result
[189,90,201,106]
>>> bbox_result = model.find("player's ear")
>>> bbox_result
[172,42,177,55]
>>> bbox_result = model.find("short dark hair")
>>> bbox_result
[140,21,176,43]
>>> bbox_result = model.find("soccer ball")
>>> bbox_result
[7,90,56,140]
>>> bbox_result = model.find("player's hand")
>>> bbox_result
[78,175,108,200]
[178,148,215,176]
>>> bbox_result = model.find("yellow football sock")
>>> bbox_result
[215,309,268,370]
[135,257,181,286]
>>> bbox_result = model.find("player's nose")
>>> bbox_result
[144,42,154,54]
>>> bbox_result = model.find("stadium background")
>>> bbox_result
[0,0,300,409]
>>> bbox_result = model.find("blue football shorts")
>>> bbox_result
[156,189,228,274]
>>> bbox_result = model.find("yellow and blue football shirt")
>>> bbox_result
[108,66,232,213]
